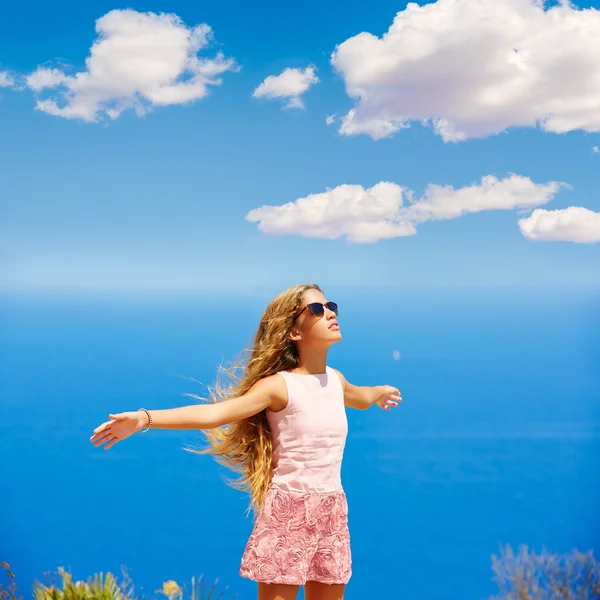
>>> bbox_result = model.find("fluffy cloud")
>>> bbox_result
[26,9,236,121]
[401,175,565,225]
[252,67,318,109]
[594,146,599,153]
[245,174,565,243]
[247,182,416,243]
[331,0,600,141]
[519,207,600,243]
[0,71,14,88]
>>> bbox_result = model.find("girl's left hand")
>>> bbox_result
[374,385,402,410]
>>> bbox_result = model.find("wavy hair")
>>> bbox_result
[184,283,323,519]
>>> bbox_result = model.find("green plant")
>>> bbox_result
[489,544,600,599]
[1,564,236,600]
[32,566,135,600]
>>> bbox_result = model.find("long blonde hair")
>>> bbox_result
[185,283,323,518]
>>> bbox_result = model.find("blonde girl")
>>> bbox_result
[90,283,402,600]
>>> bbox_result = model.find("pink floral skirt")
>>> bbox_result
[239,484,352,585]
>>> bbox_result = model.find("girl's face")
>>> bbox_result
[290,289,342,346]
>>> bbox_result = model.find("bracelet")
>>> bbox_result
[138,408,152,433]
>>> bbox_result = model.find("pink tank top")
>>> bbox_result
[266,365,348,493]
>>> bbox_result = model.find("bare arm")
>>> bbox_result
[90,374,285,450]
[332,368,401,411]
[137,374,284,430]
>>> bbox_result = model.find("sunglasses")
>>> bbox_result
[295,301,339,320]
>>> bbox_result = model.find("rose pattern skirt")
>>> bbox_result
[239,484,352,585]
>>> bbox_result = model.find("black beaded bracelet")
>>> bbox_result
[138,408,152,433]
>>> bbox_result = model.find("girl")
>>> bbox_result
[90,283,402,600]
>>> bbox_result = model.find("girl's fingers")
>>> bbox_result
[92,432,112,446]
[381,399,399,409]
[90,424,114,442]
[92,423,109,435]
[93,421,112,435]
[91,417,122,437]
[105,437,119,450]
[90,416,124,447]
[95,434,115,449]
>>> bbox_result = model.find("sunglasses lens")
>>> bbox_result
[302,302,338,318]
[308,303,325,317]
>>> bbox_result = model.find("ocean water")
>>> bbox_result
[1,286,599,600]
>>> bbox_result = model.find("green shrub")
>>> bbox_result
[0,563,237,600]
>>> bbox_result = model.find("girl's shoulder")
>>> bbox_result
[263,372,289,413]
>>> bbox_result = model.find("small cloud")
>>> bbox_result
[253,66,318,110]
[392,350,401,361]
[326,113,336,125]
[593,146,599,153]
[0,71,15,88]
[518,206,600,243]
[338,108,408,140]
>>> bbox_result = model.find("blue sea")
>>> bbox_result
[1,285,599,600]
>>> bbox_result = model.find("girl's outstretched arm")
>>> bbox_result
[89,374,284,450]
[333,368,402,411]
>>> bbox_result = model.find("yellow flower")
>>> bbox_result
[160,581,181,598]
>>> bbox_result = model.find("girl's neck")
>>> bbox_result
[293,350,328,375]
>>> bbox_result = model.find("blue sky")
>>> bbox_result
[1,0,599,295]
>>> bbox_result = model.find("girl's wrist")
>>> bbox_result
[365,386,380,408]
[136,409,150,432]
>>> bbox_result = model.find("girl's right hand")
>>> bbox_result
[89,411,146,450]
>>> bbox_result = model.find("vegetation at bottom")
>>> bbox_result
[488,544,599,599]
[0,563,237,600]
[2,544,599,600]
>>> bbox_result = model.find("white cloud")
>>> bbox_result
[0,71,14,88]
[338,109,409,140]
[26,9,236,122]
[326,114,336,125]
[392,350,401,361]
[245,174,565,243]
[402,174,565,225]
[593,146,599,153]
[252,67,318,109]
[27,68,69,91]
[247,182,414,243]
[519,207,600,243]
[331,0,600,141]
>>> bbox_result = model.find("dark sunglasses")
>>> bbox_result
[295,301,339,320]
